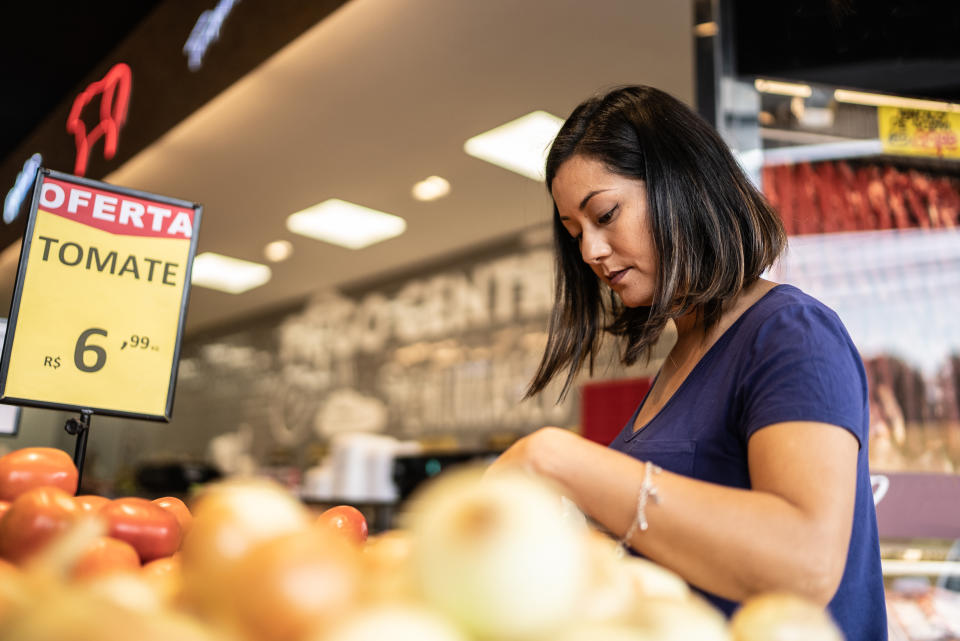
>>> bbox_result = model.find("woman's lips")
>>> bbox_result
[609,268,630,284]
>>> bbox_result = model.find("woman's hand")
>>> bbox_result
[485,427,573,480]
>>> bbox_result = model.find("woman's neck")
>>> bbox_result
[673,310,701,341]
[670,278,778,358]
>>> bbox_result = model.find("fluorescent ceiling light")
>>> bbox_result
[464,110,564,181]
[754,79,812,98]
[286,198,406,249]
[264,239,293,262]
[192,252,271,294]
[834,89,960,112]
[411,175,451,201]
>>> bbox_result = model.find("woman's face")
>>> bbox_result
[551,154,657,307]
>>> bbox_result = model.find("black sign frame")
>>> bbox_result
[0,168,202,422]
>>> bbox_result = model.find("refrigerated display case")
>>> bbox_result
[732,78,960,639]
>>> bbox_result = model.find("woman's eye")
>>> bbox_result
[597,205,618,224]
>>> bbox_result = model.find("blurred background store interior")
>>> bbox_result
[2,1,960,631]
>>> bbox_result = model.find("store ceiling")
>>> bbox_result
[1,0,694,335]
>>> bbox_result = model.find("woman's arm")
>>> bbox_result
[488,422,858,605]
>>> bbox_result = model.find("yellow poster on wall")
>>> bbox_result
[878,106,960,159]
[0,170,201,420]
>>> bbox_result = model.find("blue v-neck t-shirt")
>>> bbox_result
[608,284,887,640]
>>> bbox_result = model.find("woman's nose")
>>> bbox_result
[580,230,611,264]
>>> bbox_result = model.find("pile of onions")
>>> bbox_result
[0,454,849,641]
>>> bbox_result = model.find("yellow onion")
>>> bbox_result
[140,555,183,606]
[360,529,422,605]
[575,531,638,623]
[179,477,311,618]
[632,596,731,641]
[0,558,25,624]
[225,528,362,641]
[621,556,691,601]
[404,466,589,640]
[313,605,467,641]
[547,622,659,641]
[730,593,844,641]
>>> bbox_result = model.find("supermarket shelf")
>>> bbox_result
[882,560,960,577]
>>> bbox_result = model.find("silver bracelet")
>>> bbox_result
[619,461,662,550]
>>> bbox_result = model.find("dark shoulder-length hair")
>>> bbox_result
[527,85,785,400]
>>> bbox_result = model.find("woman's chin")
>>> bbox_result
[615,291,653,308]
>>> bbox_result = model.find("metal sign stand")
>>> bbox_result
[64,409,92,492]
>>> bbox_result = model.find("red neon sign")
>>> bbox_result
[65,63,132,177]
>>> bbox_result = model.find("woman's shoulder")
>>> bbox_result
[741,284,856,356]
[747,284,844,330]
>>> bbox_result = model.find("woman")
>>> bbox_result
[490,86,886,640]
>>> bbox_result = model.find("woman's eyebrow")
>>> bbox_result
[579,189,611,210]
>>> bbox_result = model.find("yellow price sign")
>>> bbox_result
[0,170,201,420]
[878,106,960,159]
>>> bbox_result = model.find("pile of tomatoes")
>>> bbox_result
[0,447,187,569]
[0,447,373,641]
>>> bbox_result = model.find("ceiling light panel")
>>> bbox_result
[411,175,451,201]
[192,252,272,294]
[464,110,564,181]
[286,199,407,250]
[264,239,293,262]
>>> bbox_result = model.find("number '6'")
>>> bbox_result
[75,328,108,373]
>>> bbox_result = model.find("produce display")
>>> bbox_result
[0,446,845,641]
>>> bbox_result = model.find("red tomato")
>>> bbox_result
[0,500,10,522]
[0,447,78,501]
[152,496,192,535]
[71,536,140,581]
[317,505,368,544]
[100,498,181,563]
[0,486,78,563]
[74,494,109,514]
